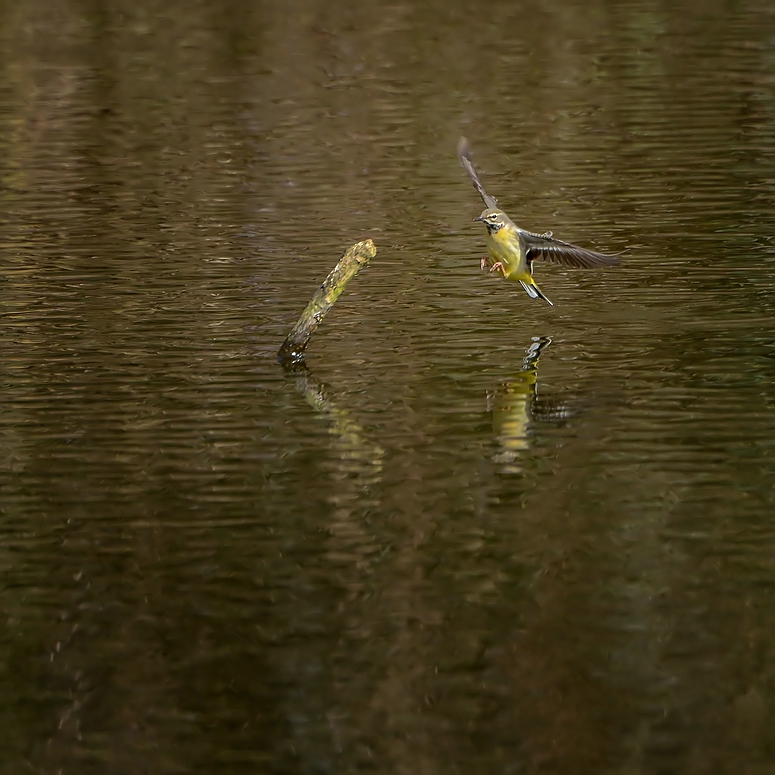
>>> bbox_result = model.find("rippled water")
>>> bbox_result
[3,0,775,772]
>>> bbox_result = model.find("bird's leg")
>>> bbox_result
[489,261,507,277]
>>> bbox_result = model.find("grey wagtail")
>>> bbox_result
[458,137,618,305]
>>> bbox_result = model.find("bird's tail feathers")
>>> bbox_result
[519,280,538,299]
[519,279,554,306]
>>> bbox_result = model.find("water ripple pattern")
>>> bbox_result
[2,0,775,773]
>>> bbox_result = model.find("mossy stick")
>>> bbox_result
[278,239,375,363]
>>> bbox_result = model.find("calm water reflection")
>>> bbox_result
[3,0,775,772]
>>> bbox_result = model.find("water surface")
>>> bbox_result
[2,0,775,772]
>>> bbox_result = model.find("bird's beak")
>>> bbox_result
[473,216,484,222]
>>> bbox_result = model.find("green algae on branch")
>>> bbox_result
[278,239,376,363]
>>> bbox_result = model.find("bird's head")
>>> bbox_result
[474,208,507,233]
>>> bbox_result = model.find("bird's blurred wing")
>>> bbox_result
[523,230,620,269]
[458,137,499,210]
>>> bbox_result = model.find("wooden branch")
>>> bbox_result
[278,239,375,363]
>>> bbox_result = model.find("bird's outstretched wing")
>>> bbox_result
[458,137,498,210]
[523,230,619,269]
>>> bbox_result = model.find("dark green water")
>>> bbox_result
[3,0,775,772]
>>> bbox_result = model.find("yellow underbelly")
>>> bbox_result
[486,232,526,280]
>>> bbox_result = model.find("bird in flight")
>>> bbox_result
[458,137,619,305]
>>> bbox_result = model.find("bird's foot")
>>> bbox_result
[480,256,490,271]
[489,261,507,277]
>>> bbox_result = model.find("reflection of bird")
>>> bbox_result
[491,337,571,473]
[491,337,550,473]
[458,137,619,305]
